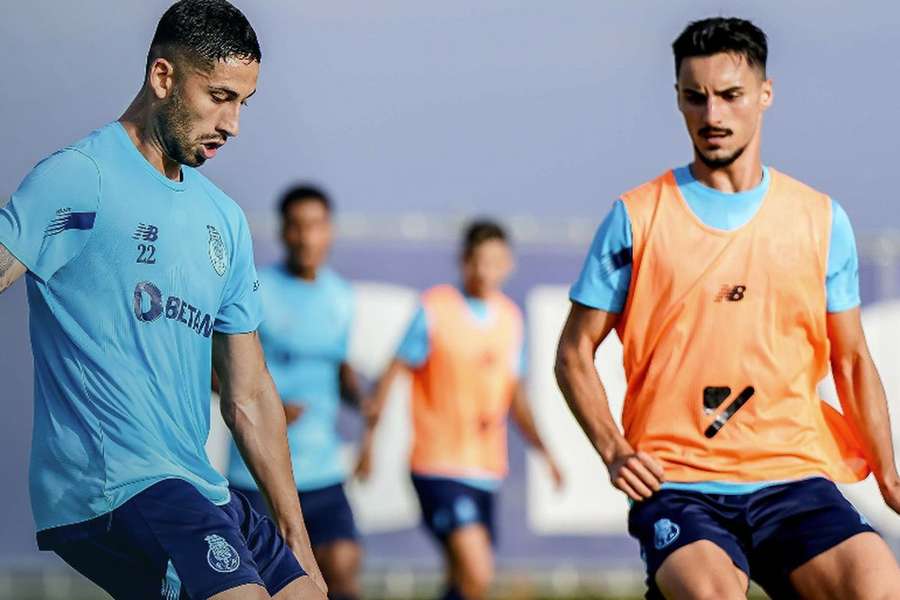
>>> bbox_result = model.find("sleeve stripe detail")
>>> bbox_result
[43,212,96,237]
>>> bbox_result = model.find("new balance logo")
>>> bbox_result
[133,223,159,242]
[714,284,746,302]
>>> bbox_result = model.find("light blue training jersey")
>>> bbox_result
[396,290,527,492]
[0,122,262,532]
[227,265,354,492]
[570,165,860,494]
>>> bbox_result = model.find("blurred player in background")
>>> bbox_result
[556,16,900,599]
[357,220,563,600]
[228,185,364,600]
[0,1,327,598]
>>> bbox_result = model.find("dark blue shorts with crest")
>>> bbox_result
[628,477,876,599]
[37,478,305,600]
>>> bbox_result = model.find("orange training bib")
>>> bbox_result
[615,169,869,483]
[409,285,523,479]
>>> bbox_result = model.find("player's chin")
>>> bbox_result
[698,148,739,168]
[187,151,207,167]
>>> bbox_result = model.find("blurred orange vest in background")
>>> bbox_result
[410,285,523,479]
[616,168,869,483]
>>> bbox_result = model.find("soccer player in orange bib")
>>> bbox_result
[356,221,562,600]
[555,17,900,600]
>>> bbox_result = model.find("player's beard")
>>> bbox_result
[155,87,204,168]
[694,141,748,169]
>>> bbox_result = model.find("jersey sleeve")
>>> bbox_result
[825,199,861,313]
[214,211,263,334]
[569,199,633,313]
[0,149,101,282]
[395,304,430,367]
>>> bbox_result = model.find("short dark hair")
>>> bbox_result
[279,184,332,217]
[672,17,767,77]
[146,0,261,75]
[462,220,508,259]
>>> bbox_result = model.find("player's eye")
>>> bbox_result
[684,92,706,105]
[211,92,228,103]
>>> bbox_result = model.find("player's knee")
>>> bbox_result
[454,562,493,600]
[657,575,745,600]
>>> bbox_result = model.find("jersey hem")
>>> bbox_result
[568,293,624,314]
[35,475,230,534]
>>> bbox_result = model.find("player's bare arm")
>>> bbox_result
[555,302,664,501]
[827,307,900,512]
[212,330,327,594]
[509,381,564,488]
[354,358,406,480]
[0,244,26,294]
[339,362,363,408]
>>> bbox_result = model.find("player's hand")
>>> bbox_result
[877,472,900,514]
[607,450,665,501]
[542,451,565,490]
[286,534,328,596]
[284,403,304,425]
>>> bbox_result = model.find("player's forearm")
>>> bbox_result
[0,244,26,294]
[362,359,404,432]
[222,375,306,536]
[339,362,363,408]
[510,383,549,453]
[555,338,629,465]
[832,345,899,485]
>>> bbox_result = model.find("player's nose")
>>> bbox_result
[703,96,724,124]
[218,104,241,139]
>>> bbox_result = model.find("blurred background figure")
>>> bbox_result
[357,221,563,600]
[228,185,365,600]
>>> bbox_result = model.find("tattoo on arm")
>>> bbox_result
[0,244,26,293]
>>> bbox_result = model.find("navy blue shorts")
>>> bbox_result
[411,475,496,545]
[628,477,876,599]
[37,479,306,600]
[232,482,359,547]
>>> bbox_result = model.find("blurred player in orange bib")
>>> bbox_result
[556,17,900,600]
[357,221,563,600]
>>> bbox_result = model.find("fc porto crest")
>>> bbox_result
[207,225,228,277]
[653,518,681,549]
[205,534,240,573]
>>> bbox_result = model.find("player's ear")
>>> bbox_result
[759,76,773,111]
[674,82,685,113]
[147,57,176,101]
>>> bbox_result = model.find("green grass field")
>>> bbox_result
[0,569,772,600]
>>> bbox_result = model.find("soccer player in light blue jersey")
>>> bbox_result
[0,2,326,599]
[228,185,365,600]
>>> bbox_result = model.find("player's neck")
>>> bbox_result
[689,149,764,194]
[119,99,183,182]
[461,283,492,300]
[286,261,318,281]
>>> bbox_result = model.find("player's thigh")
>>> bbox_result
[209,582,271,600]
[446,523,494,588]
[53,536,163,600]
[789,532,900,600]
[313,540,361,587]
[272,574,328,600]
[655,540,748,600]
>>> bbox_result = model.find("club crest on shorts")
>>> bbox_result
[207,225,228,277]
[653,518,681,549]
[205,534,240,573]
